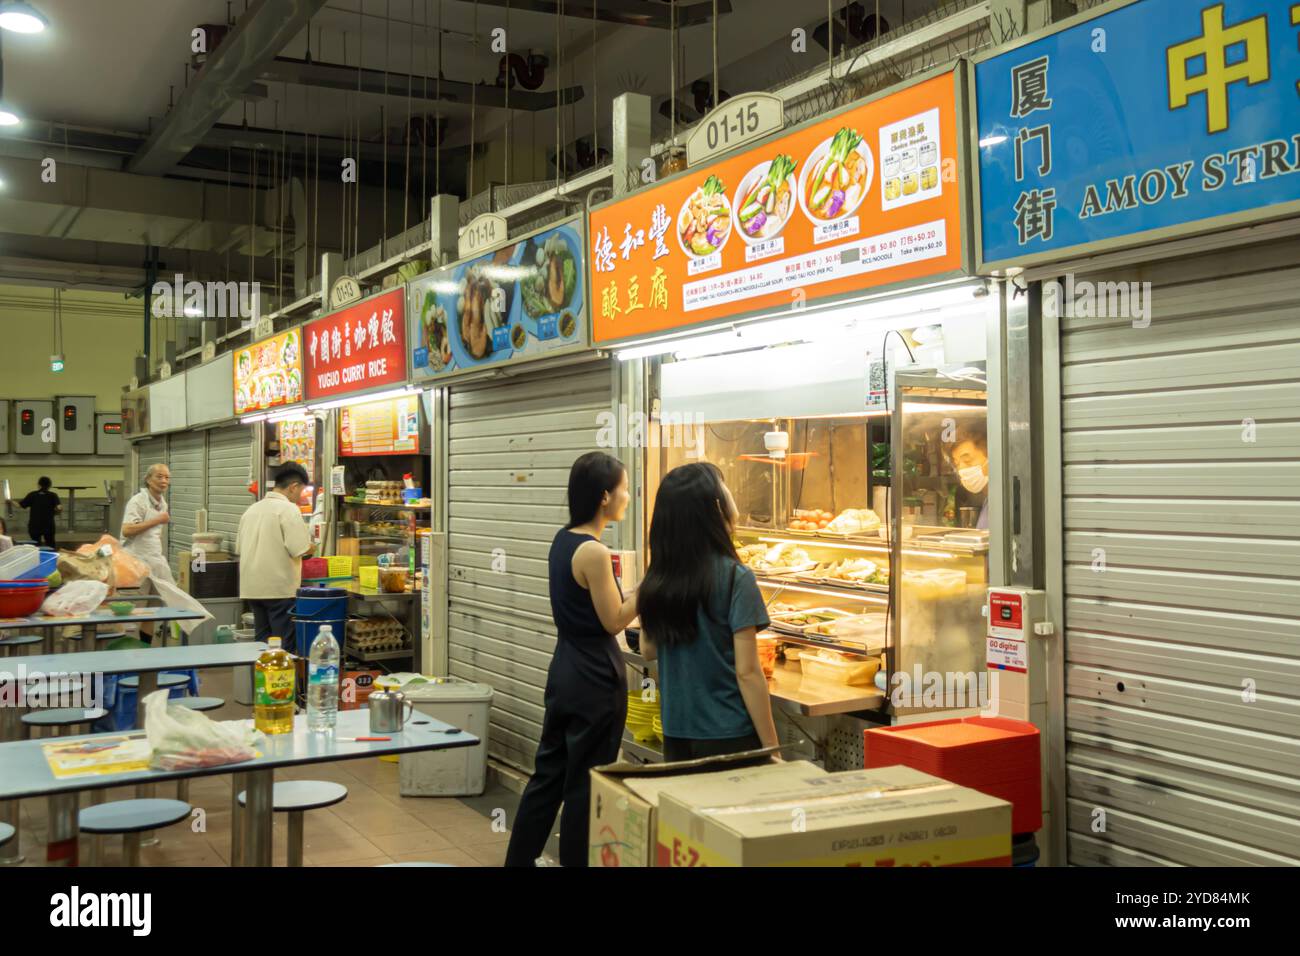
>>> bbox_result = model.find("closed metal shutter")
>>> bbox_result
[446,361,614,772]
[167,432,206,570]
[206,425,252,554]
[1058,238,1300,866]
[133,438,167,492]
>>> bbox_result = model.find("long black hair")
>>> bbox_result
[566,451,625,528]
[637,461,738,647]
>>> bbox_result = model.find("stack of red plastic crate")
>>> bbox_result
[865,717,1041,834]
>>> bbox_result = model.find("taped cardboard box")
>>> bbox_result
[588,749,820,867]
[657,764,1012,867]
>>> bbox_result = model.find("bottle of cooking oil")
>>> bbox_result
[254,636,296,734]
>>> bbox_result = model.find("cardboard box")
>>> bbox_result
[588,748,809,867]
[657,764,1012,867]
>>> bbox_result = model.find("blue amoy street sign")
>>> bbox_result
[974,0,1300,269]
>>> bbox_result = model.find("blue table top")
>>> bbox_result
[0,642,270,680]
[0,607,206,630]
[0,709,479,801]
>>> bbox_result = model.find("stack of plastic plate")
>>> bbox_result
[625,692,661,742]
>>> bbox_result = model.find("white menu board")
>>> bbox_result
[149,376,188,433]
[185,351,235,425]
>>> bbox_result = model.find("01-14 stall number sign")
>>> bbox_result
[304,288,406,401]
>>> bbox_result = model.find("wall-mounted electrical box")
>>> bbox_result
[14,400,54,454]
[96,413,125,456]
[0,400,9,454]
[57,396,97,454]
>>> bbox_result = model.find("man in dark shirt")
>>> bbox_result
[11,477,61,547]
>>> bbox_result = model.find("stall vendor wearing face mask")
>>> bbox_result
[949,424,989,530]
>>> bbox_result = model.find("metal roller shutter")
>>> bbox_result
[446,360,614,772]
[1058,237,1300,866]
[167,432,205,571]
[133,438,167,492]
[206,425,252,553]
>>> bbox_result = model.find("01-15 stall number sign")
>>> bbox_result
[304,288,407,401]
[588,69,964,344]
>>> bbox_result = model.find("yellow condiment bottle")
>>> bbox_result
[254,636,296,734]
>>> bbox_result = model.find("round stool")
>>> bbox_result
[120,673,191,692]
[0,822,13,847]
[95,629,127,642]
[237,781,348,867]
[79,799,192,866]
[175,696,225,712]
[21,707,108,740]
[0,635,43,658]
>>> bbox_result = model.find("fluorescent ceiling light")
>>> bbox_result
[183,306,204,318]
[239,413,269,424]
[0,2,48,33]
[306,385,420,412]
[0,104,21,127]
[617,281,990,363]
[266,408,311,423]
[978,135,1007,148]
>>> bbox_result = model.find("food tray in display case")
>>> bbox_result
[802,613,889,653]
[767,607,855,636]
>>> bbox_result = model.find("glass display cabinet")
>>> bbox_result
[648,365,989,721]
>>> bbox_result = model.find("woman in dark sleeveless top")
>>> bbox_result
[505,452,638,867]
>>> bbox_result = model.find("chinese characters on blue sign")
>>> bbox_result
[975,0,1300,268]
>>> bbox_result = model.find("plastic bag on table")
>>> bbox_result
[147,576,213,638]
[39,579,110,616]
[57,549,116,591]
[77,535,150,589]
[143,690,264,771]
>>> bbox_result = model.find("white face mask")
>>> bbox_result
[958,465,988,494]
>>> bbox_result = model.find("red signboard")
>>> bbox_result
[304,288,407,401]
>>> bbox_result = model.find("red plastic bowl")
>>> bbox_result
[0,583,48,618]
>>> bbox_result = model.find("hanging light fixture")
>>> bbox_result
[0,2,48,34]
[0,31,21,126]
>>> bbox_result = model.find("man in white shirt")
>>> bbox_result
[236,463,314,649]
[121,463,175,585]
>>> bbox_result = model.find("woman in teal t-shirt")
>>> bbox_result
[638,462,780,761]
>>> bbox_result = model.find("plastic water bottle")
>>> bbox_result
[307,624,340,732]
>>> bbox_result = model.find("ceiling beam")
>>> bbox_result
[260,56,584,112]
[463,0,731,28]
[128,0,331,176]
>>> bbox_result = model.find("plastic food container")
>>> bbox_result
[756,635,779,679]
[378,567,408,593]
[801,651,881,686]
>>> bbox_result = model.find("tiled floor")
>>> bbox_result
[4,663,556,868]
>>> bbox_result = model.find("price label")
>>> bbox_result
[458,214,508,259]
[329,275,363,309]
[157,361,172,380]
[201,340,217,363]
[686,93,784,167]
[254,316,275,341]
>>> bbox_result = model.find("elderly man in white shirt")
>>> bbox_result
[236,463,314,650]
[121,463,175,585]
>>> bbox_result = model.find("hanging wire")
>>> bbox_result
[669,0,675,143]
[469,0,478,203]
[355,4,363,264]
[504,0,510,188]
[384,0,391,259]
[554,0,561,188]
[404,0,413,245]
[342,30,350,265]
[422,0,428,213]
[712,0,718,109]
[436,0,442,196]
[591,0,597,161]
